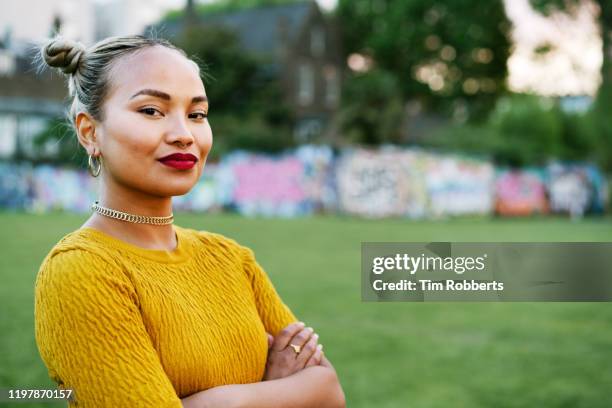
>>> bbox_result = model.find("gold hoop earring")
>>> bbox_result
[88,154,102,177]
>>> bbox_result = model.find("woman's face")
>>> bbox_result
[96,45,212,198]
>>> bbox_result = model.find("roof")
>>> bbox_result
[149,2,315,57]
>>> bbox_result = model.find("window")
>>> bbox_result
[0,50,16,76]
[294,118,322,142]
[18,116,53,159]
[323,65,340,108]
[297,63,315,106]
[0,114,17,158]
[310,27,325,57]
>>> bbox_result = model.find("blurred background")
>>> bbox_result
[1,0,612,407]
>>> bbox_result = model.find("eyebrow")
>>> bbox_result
[130,89,208,104]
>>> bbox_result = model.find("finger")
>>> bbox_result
[277,326,313,352]
[319,354,333,368]
[296,333,319,366]
[305,344,323,367]
[287,327,315,353]
[267,333,274,349]
[272,321,306,351]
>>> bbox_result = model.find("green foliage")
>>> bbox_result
[426,123,497,159]
[175,26,259,114]
[164,0,304,22]
[487,94,563,166]
[558,110,599,162]
[207,112,294,161]
[529,0,582,15]
[532,0,612,170]
[337,69,404,145]
[336,0,511,121]
[174,25,294,153]
[589,85,612,170]
[429,93,612,169]
[429,94,573,167]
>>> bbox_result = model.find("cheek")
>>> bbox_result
[197,123,213,152]
[103,114,159,157]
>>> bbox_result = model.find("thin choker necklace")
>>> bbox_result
[91,201,174,225]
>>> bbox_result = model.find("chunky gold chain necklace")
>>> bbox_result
[91,201,174,225]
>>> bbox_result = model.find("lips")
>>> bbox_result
[158,153,198,170]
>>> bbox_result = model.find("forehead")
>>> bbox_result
[107,45,205,100]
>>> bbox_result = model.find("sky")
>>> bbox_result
[504,0,601,96]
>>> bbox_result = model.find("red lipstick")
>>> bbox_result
[158,153,198,170]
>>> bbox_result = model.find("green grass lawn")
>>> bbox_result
[2,211,612,407]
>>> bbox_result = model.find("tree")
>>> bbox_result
[175,25,259,114]
[337,69,404,145]
[532,0,612,169]
[427,94,567,167]
[174,25,294,156]
[336,0,511,121]
[165,0,304,22]
[487,94,563,166]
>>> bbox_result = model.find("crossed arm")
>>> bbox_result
[181,323,346,408]
[181,360,344,408]
[36,247,344,407]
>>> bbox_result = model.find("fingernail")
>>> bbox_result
[297,321,305,326]
[313,333,319,339]
[317,344,323,350]
[306,326,314,332]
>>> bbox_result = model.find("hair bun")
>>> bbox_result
[42,38,86,75]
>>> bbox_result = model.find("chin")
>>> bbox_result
[146,179,198,198]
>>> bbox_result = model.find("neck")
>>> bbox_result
[87,180,177,251]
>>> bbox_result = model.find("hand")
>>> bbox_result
[266,330,324,369]
[263,322,324,381]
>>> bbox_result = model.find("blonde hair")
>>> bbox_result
[37,35,200,129]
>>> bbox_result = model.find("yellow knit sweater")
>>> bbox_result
[34,225,298,407]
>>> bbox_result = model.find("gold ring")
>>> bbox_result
[289,343,302,355]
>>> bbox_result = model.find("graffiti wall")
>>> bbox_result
[31,165,98,213]
[495,169,548,216]
[294,145,337,213]
[547,162,608,217]
[226,152,309,217]
[173,163,220,213]
[0,146,608,218]
[0,163,98,213]
[425,154,495,217]
[0,162,35,210]
[335,149,407,218]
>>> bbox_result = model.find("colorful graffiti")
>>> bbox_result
[31,165,98,213]
[335,148,429,218]
[495,169,548,216]
[547,162,608,217]
[232,153,307,217]
[0,146,608,218]
[0,162,35,210]
[173,163,220,212]
[425,154,495,217]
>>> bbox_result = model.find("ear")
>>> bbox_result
[75,111,99,155]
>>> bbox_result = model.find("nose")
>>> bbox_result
[166,115,194,147]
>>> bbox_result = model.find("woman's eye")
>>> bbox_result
[189,112,208,120]
[139,107,162,116]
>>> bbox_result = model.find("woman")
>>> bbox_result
[34,35,345,408]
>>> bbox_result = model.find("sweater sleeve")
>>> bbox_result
[34,249,182,408]
[241,246,299,336]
